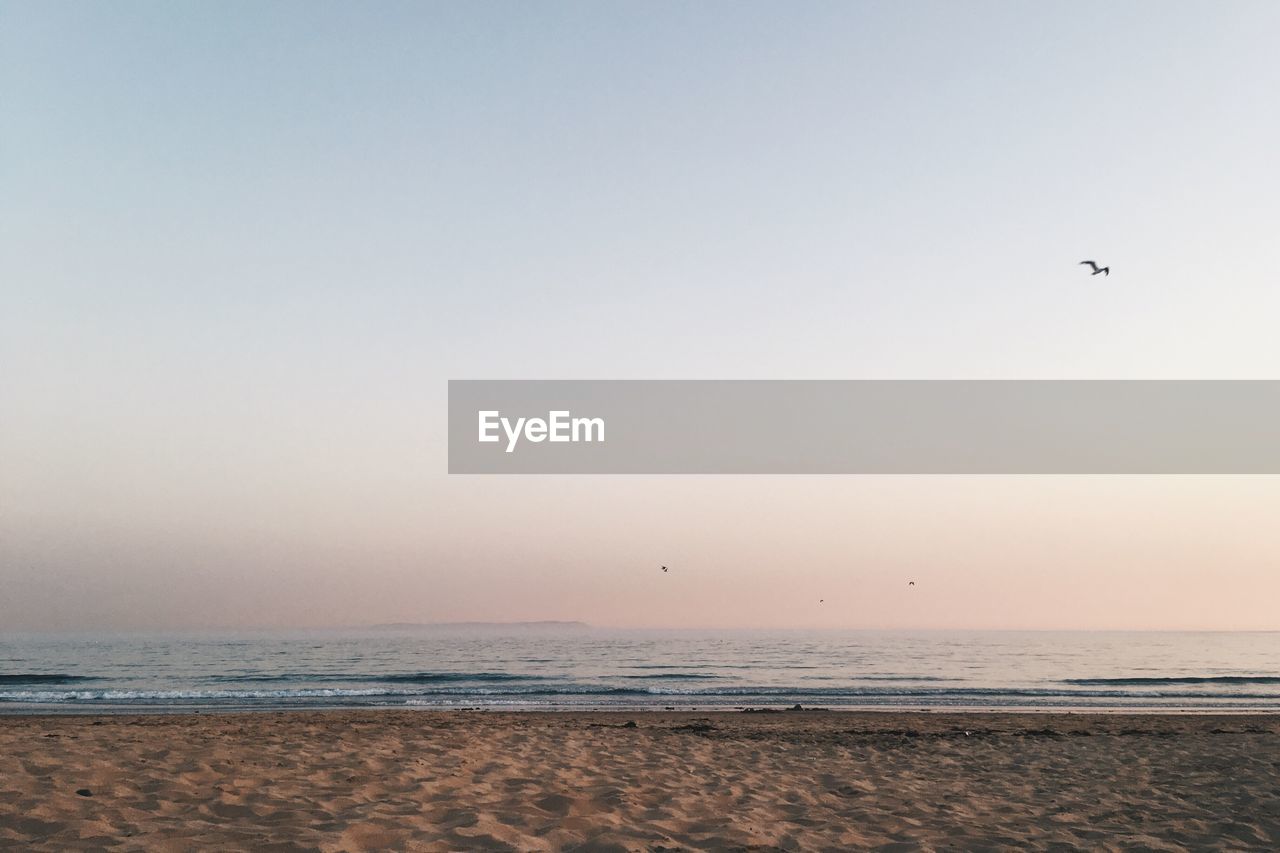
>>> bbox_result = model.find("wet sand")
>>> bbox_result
[1,710,1278,851]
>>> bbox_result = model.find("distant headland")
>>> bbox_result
[365,621,591,631]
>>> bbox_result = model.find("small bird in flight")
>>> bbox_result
[661,566,668,573]
[819,599,824,603]
[908,581,915,587]
[1079,260,1109,276]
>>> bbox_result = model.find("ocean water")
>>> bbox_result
[2,628,1279,713]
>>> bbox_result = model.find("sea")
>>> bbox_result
[2,627,1279,713]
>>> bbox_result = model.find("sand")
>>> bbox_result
[1,710,1278,851]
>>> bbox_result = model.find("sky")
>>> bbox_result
[3,1,1280,631]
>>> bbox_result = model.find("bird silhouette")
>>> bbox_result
[908,581,915,587]
[819,599,824,603]
[660,566,668,573]
[1079,260,1109,276]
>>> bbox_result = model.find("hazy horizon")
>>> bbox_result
[5,1,1280,632]
[7,622,1280,635]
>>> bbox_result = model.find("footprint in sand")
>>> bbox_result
[534,793,573,816]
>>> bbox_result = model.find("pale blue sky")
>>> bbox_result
[3,2,1280,630]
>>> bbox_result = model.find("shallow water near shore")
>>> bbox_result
[3,628,1280,712]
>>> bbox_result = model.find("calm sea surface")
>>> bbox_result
[3,628,1279,712]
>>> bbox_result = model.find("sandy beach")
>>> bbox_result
[0,710,1276,851]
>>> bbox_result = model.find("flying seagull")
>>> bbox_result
[908,581,915,587]
[1079,260,1109,276]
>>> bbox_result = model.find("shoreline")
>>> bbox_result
[4,702,1280,716]
[3,710,1278,849]
[7,707,1280,724]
